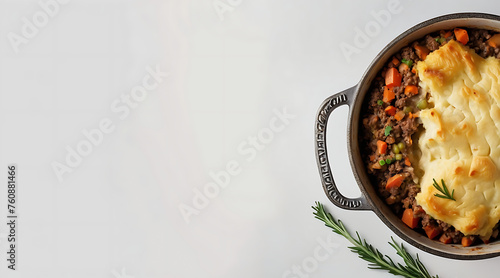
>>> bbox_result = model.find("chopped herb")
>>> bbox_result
[432,179,456,201]
[379,160,386,166]
[312,202,439,278]
[401,58,413,67]
[377,100,384,105]
[384,126,392,136]
[435,37,445,44]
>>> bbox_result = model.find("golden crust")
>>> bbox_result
[415,40,500,237]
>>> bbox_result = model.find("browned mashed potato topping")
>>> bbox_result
[360,28,500,246]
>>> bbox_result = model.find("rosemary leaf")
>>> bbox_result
[432,178,456,201]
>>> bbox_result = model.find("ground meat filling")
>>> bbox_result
[360,28,500,246]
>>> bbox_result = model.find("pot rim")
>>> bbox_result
[348,12,500,260]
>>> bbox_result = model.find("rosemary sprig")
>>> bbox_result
[432,178,455,201]
[312,202,438,278]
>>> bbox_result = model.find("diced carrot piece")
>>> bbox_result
[414,45,430,60]
[462,236,474,247]
[404,85,419,95]
[394,111,405,121]
[408,112,413,119]
[386,174,404,190]
[369,155,376,162]
[412,112,419,118]
[398,62,409,73]
[411,68,417,74]
[377,140,387,155]
[413,205,425,216]
[392,57,400,66]
[383,87,395,103]
[454,28,469,45]
[439,233,452,244]
[424,225,441,240]
[385,68,402,88]
[404,157,411,166]
[487,33,500,48]
[402,208,419,229]
[385,106,396,116]
[443,30,453,38]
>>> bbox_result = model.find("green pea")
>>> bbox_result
[395,154,403,161]
[403,106,412,114]
[379,160,386,166]
[417,99,428,109]
[397,142,405,150]
[385,158,392,165]
[392,144,400,154]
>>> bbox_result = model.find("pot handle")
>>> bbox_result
[315,86,371,210]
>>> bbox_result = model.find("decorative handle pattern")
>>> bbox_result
[315,87,371,210]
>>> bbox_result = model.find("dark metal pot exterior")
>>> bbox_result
[315,13,500,260]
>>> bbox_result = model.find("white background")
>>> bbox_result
[0,0,499,277]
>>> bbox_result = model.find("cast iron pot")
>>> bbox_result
[315,12,500,260]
